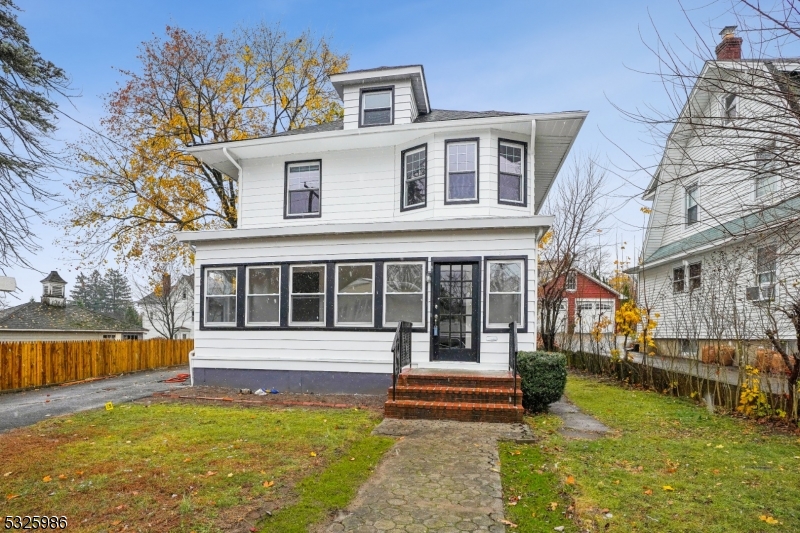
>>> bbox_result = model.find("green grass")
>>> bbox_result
[0,402,391,532]
[501,376,800,532]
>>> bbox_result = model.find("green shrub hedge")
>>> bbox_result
[516,351,567,412]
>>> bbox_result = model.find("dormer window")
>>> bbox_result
[723,93,737,123]
[360,88,393,126]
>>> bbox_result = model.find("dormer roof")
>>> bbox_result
[330,65,430,115]
[40,271,67,284]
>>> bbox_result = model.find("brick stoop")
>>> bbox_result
[384,370,524,423]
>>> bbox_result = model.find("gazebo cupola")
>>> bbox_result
[41,270,68,307]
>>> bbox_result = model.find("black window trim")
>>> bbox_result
[400,143,428,212]
[283,159,322,219]
[199,258,428,332]
[334,262,376,328]
[483,255,529,333]
[289,263,327,327]
[358,86,395,128]
[245,265,281,327]
[444,137,480,205]
[497,138,528,207]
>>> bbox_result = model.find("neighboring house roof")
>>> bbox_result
[572,268,625,299]
[0,301,145,333]
[634,194,800,269]
[137,274,194,306]
[40,271,68,284]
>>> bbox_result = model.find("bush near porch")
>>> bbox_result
[517,351,568,412]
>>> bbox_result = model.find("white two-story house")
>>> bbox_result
[177,64,586,396]
[632,28,800,361]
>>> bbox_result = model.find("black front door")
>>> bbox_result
[431,262,480,362]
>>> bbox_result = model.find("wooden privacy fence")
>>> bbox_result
[0,339,194,392]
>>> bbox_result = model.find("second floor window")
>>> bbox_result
[723,93,737,123]
[755,148,778,198]
[673,266,685,293]
[286,161,321,218]
[756,245,777,285]
[446,139,478,203]
[686,185,698,225]
[402,145,427,210]
[361,89,392,126]
[498,141,524,204]
[688,262,702,291]
[565,271,577,291]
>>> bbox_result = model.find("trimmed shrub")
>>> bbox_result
[517,351,567,412]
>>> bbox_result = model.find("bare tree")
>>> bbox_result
[539,155,609,351]
[135,271,193,339]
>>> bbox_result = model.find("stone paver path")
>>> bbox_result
[326,419,532,533]
[549,396,610,440]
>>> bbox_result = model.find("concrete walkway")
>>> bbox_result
[326,419,533,533]
[549,396,610,440]
[0,366,190,432]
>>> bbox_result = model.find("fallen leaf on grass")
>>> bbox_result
[262,480,274,488]
[350,457,355,461]
[227,473,234,478]
[499,519,517,528]
[760,515,780,525]
[183,457,192,463]
[3,472,11,477]
[75,471,84,476]
[42,476,52,483]
[310,452,317,457]
[549,502,559,511]
[565,475,576,485]
[644,489,653,495]
[206,471,217,477]
[58,474,66,480]
[511,450,521,455]
[662,485,675,491]
[112,520,121,526]
[6,494,19,501]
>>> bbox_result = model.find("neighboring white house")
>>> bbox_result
[177,64,586,394]
[631,28,800,360]
[138,274,194,340]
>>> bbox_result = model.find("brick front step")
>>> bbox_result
[389,385,523,405]
[397,372,521,390]
[384,400,524,423]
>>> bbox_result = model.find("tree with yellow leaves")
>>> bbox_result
[615,300,641,360]
[62,24,348,273]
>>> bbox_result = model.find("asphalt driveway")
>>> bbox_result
[0,366,190,432]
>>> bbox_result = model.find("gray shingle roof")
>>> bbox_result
[643,194,800,264]
[40,271,67,284]
[0,301,145,332]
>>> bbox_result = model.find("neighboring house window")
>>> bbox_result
[445,139,478,203]
[122,334,139,340]
[565,271,577,292]
[723,93,737,123]
[181,333,188,339]
[686,185,698,225]
[361,89,392,126]
[285,161,321,217]
[246,266,280,325]
[756,245,777,285]
[102,334,116,340]
[384,262,425,327]
[335,264,374,326]
[402,145,427,210]
[673,266,685,293]
[754,148,778,198]
[688,262,702,291]
[204,268,237,326]
[487,260,525,328]
[680,338,697,356]
[290,265,326,326]
[498,140,525,204]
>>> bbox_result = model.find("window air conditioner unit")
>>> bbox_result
[745,286,760,301]
[746,285,775,302]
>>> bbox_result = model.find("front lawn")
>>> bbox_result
[0,401,393,532]
[501,376,800,532]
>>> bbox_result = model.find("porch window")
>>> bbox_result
[688,262,702,291]
[246,266,280,325]
[361,89,392,126]
[445,140,478,202]
[756,245,777,285]
[290,265,326,326]
[672,266,685,293]
[755,148,778,198]
[205,268,237,326]
[335,264,374,326]
[486,260,524,327]
[686,184,698,225]
[384,262,425,327]
[286,161,321,217]
[498,140,524,204]
[402,145,427,210]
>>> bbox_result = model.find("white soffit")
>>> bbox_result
[0,276,16,292]
[533,116,587,214]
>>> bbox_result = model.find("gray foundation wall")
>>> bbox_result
[192,367,391,395]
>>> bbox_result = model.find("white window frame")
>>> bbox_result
[756,245,778,286]
[723,93,737,123]
[361,88,393,126]
[486,259,526,329]
[688,262,702,291]
[754,148,778,199]
[673,266,685,293]
[565,271,577,292]
[402,145,427,209]
[383,261,426,328]
[445,140,479,203]
[285,161,321,217]
[102,334,117,340]
[204,267,237,327]
[289,264,326,327]
[498,140,525,205]
[334,263,375,327]
[686,184,699,226]
[245,265,281,326]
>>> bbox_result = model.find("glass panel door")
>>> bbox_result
[432,262,480,362]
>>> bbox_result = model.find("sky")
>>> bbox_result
[2,0,746,304]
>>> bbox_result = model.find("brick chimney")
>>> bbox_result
[162,273,172,299]
[716,25,742,60]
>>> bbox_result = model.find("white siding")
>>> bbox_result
[342,80,416,130]
[239,129,534,228]
[0,331,133,341]
[191,227,539,374]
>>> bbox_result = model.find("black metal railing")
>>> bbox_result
[391,321,412,401]
[509,321,518,406]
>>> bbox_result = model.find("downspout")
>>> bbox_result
[222,146,243,227]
